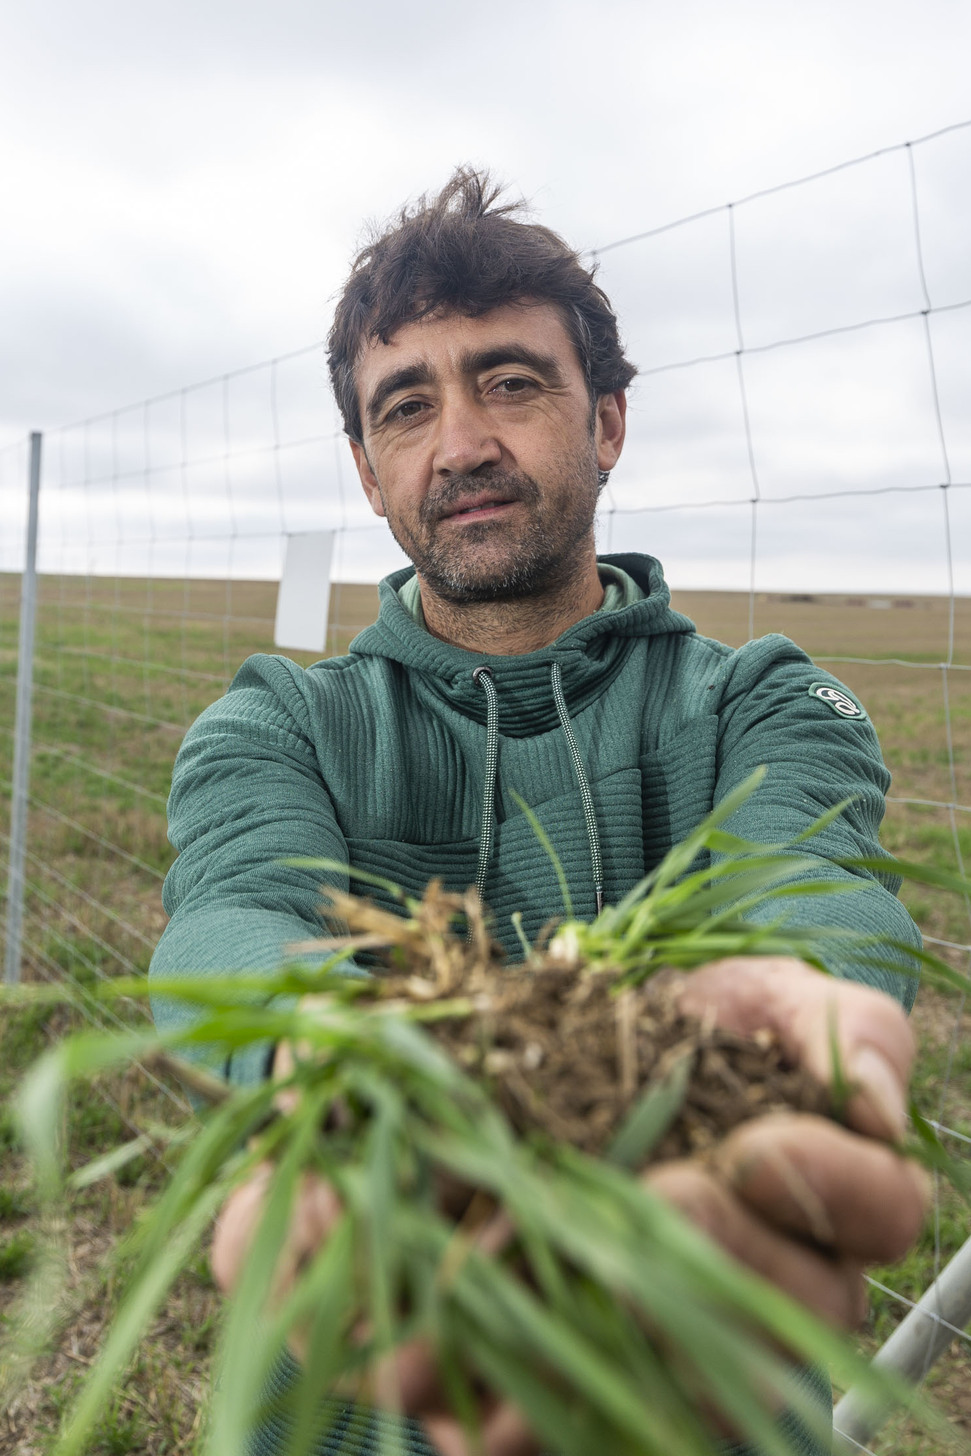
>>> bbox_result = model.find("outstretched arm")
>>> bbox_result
[150,654,353,1085]
[211,956,928,1456]
[710,643,921,1006]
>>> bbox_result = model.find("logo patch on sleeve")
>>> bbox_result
[808,682,868,721]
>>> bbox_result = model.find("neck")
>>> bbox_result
[416,556,605,655]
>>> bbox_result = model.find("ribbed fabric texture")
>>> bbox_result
[150,552,921,1456]
[254,1353,443,1456]
[248,1346,832,1456]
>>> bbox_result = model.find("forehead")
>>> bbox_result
[354,301,583,397]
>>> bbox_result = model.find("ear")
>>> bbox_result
[595,390,626,473]
[350,440,386,519]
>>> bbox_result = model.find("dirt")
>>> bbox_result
[334,884,833,1164]
[398,960,830,1160]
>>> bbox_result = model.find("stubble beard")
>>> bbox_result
[380,462,601,606]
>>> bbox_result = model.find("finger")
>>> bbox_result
[646,1159,869,1328]
[384,1341,539,1455]
[371,1338,488,1421]
[211,1163,273,1294]
[210,1167,341,1302]
[483,1402,542,1455]
[421,1418,472,1456]
[715,1113,930,1260]
[386,1338,448,1415]
[423,1404,540,1456]
[272,1040,295,1079]
[673,957,915,1140]
[271,1040,300,1115]
[274,1175,343,1365]
[287,1173,344,1274]
[272,995,339,1114]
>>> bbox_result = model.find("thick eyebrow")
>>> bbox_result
[458,344,568,385]
[365,362,435,429]
[365,344,568,428]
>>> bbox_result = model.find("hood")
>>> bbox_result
[348,553,696,737]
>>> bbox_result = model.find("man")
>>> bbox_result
[151,169,927,1456]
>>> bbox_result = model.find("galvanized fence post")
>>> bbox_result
[3,431,42,986]
[833,1232,971,1451]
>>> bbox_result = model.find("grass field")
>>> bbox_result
[0,573,969,1455]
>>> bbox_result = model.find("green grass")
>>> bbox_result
[0,1184,32,1220]
[0,1106,22,1152]
[0,1230,36,1281]
[0,576,969,1454]
[0,973,212,1454]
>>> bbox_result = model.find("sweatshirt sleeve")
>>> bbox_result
[710,636,921,1010]
[149,654,351,1086]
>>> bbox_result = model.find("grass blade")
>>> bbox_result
[51,1181,227,1456]
[607,1049,693,1168]
[509,790,573,918]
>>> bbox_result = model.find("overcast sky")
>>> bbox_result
[1,0,969,593]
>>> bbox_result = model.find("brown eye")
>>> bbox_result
[388,400,425,422]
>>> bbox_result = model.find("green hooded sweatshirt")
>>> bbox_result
[150,553,919,1456]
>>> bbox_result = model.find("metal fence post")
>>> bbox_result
[4,431,42,986]
[833,1232,971,1451]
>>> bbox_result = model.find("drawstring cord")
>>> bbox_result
[550,661,604,914]
[470,661,605,926]
[471,666,500,921]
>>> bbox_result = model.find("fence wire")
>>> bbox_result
[1,119,970,1449]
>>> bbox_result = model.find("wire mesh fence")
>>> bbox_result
[1,120,970,1450]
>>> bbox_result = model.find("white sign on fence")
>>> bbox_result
[274,530,335,653]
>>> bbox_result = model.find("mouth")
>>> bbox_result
[437,493,519,524]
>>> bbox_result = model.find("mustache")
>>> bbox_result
[420,471,540,524]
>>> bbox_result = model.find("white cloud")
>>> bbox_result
[1,0,970,591]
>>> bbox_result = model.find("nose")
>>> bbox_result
[431,394,503,477]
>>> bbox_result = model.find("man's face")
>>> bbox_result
[350,303,626,604]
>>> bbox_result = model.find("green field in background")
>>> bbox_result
[0,576,968,1454]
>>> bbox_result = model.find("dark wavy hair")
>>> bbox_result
[327,167,637,443]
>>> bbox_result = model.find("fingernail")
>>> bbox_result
[848,1046,907,1139]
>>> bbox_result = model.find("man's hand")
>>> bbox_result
[212,1167,541,1455]
[647,956,929,1327]
[210,957,929,1454]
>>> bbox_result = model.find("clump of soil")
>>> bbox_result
[318,882,833,1164]
[400,960,830,1160]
